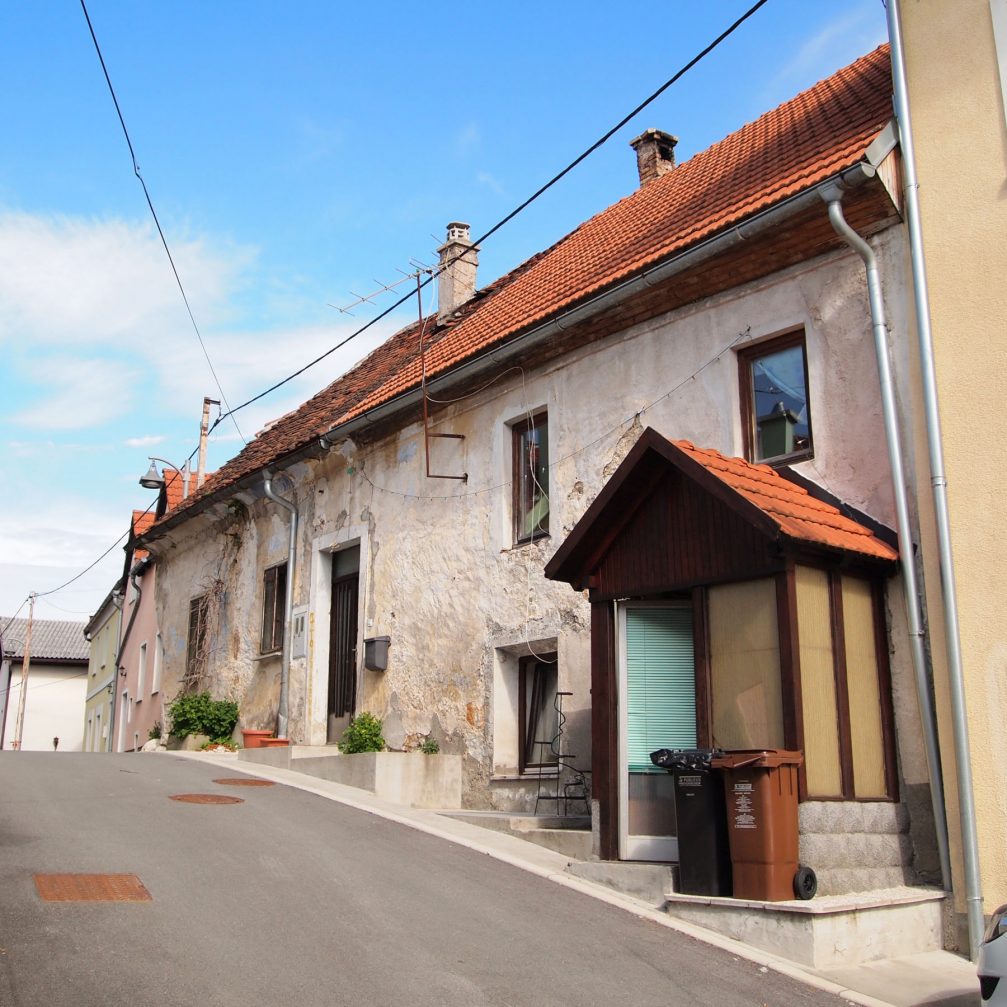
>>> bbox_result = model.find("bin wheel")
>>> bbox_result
[793,865,817,900]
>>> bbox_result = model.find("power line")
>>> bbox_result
[210,0,770,433]
[79,0,246,445]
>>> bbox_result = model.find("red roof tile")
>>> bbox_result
[675,440,897,561]
[153,45,893,530]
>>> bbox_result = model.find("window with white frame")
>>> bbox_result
[137,642,147,701]
[151,633,162,694]
[512,412,550,544]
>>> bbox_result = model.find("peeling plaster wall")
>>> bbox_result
[151,232,930,819]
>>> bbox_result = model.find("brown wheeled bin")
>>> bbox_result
[711,749,816,901]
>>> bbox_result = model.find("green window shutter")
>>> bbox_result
[626,607,696,772]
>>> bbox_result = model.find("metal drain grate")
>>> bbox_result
[212,777,275,787]
[34,873,152,902]
[169,793,244,804]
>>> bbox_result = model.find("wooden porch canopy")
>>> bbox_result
[545,428,898,597]
[545,429,900,858]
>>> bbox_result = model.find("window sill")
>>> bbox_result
[254,651,282,663]
[756,449,814,468]
[507,535,551,552]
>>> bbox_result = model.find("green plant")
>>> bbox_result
[168,692,239,743]
[148,721,162,741]
[419,737,440,755]
[338,712,385,754]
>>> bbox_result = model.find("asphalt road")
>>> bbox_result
[0,753,844,1007]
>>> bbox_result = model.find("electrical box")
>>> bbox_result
[291,606,308,660]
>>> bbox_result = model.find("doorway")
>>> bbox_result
[618,603,696,861]
[327,546,360,744]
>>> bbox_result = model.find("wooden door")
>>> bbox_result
[328,572,359,721]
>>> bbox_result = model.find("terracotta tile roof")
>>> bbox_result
[156,45,892,529]
[675,440,898,561]
[1,618,89,662]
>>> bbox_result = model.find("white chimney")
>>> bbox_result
[629,129,678,185]
[437,222,479,323]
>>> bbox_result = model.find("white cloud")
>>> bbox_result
[759,5,887,104]
[124,434,166,448]
[476,171,505,195]
[9,357,141,430]
[453,122,480,158]
[0,211,254,348]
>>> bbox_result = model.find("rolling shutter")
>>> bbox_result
[626,607,696,772]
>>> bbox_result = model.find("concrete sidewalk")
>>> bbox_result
[168,750,980,1007]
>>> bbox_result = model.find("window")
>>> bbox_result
[739,332,813,463]
[512,412,549,544]
[186,595,209,679]
[518,653,559,772]
[151,634,162,694]
[137,642,147,701]
[261,563,287,654]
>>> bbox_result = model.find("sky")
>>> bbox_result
[0,0,888,625]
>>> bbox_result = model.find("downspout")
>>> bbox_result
[262,471,297,740]
[111,559,148,752]
[822,190,953,903]
[886,0,984,960]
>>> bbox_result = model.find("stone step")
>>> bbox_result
[664,886,945,968]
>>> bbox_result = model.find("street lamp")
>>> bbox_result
[139,457,191,500]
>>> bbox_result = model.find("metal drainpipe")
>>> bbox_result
[886,0,985,960]
[823,190,954,903]
[262,471,297,740]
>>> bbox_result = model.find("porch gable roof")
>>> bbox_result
[544,428,898,591]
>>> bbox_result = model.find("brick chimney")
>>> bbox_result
[629,129,678,185]
[437,222,479,323]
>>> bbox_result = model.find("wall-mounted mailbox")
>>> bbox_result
[364,636,390,671]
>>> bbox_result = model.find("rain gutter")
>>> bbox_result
[262,470,297,740]
[322,156,891,444]
[886,0,984,959]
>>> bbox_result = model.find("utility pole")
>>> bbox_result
[12,593,36,751]
[197,396,219,489]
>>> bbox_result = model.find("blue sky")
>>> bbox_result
[0,0,887,622]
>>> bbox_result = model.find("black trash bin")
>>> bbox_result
[650,748,732,897]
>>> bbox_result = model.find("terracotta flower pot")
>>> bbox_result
[262,737,291,748]
[241,730,274,749]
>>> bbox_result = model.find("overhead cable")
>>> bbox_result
[79,0,246,445]
[210,0,770,433]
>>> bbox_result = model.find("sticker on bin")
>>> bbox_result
[732,791,757,829]
[733,781,753,792]
[677,775,702,787]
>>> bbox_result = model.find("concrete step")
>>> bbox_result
[566,861,676,908]
[441,812,592,860]
[664,885,945,969]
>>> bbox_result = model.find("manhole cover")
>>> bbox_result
[34,873,152,902]
[212,777,274,787]
[169,793,244,804]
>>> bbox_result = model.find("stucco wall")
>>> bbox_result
[899,0,1007,925]
[4,662,87,751]
[117,564,165,752]
[151,230,930,824]
[84,602,119,752]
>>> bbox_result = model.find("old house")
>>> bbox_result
[140,45,951,951]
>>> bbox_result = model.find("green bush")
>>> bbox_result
[148,721,162,741]
[419,737,439,755]
[168,692,239,743]
[338,712,385,754]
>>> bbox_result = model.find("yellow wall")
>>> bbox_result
[899,0,1007,921]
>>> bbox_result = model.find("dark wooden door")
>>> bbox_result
[328,572,359,718]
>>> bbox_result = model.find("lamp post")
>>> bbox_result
[139,457,191,500]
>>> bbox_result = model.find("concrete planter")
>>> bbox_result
[319,751,462,808]
[167,733,211,752]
